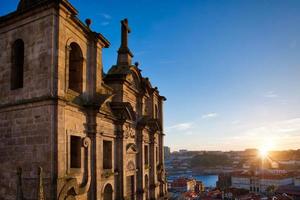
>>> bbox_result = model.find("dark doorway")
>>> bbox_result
[103,184,113,200]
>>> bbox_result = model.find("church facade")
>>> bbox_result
[0,0,167,199]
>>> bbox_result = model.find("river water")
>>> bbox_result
[193,175,218,187]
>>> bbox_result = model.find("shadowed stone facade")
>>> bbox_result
[0,0,167,199]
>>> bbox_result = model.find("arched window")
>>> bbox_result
[11,39,24,90]
[103,184,113,200]
[68,42,83,93]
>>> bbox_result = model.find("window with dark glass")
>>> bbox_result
[144,145,149,165]
[11,39,24,90]
[103,140,112,169]
[70,136,81,168]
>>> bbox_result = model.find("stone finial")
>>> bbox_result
[134,62,139,68]
[85,18,92,28]
[37,167,45,200]
[16,167,24,200]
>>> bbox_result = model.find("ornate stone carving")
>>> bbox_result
[157,164,166,183]
[58,137,91,200]
[126,160,135,172]
[124,124,135,139]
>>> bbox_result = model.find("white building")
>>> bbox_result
[231,172,294,193]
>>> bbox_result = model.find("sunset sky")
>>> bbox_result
[1,0,300,151]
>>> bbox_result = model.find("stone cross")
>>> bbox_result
[120,18,131,48]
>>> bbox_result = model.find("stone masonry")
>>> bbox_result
[0,0,167,199]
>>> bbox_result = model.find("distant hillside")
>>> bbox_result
[190,154,232,168]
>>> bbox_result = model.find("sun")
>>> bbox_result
[259,147,269,158]
[258,139,275,159]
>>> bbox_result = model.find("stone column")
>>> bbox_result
[136,128,144,200]
[86,34,97,98]
[158,132,165,197]
[115,124,125,200]
[86,108,98,200]
[149,131,157,199]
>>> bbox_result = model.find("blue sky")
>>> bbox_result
[1,0,300,151]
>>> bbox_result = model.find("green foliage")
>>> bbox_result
[190,154,232,168]
[266,185,276,194]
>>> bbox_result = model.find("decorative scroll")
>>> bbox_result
[58,137,91,200]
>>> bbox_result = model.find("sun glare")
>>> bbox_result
[259,147,269,158]
[258,139,275,159]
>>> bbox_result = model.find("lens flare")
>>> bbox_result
[259,147,269,158]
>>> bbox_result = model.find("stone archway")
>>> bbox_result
[103,184,113,200]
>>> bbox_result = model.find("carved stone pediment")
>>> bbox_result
[126,143,138,154]
[110,102,136,121]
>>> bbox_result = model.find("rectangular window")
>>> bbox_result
[11,39,24,90]
[144,145,149,165]
[103,140,112,169]
[70,136,81,168]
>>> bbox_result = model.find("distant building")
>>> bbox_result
[170,177,197,193]
[231,171,294,193]
[217,173,232,190]
[195,181,205,193]
[179,149,188,153]
[164,146,171,159]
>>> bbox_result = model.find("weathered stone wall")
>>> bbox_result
[0,103,54,200]
[0,6,57,200]
[123,84,139,113]
[56,103,88,199]
[56,7,105,98]
[0,1,166,199]
[0,8,56,106]
[57,9,88,97]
